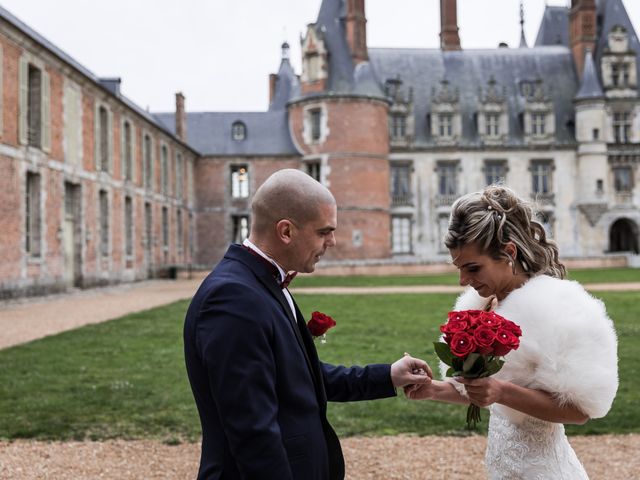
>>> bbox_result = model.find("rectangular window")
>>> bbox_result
[233,215,250,244]
[391,164,412,206]
[484,160,506,186]
[391,216,412,254]
[123,121,133,181]
[231,165,249,198]
[613,112,631,143]
[144,134,153,189]
[64,84,82,166]
[98,106,109,172]
[25,172,41,257]
[310,109,321,141]
[531,160,553,194]
[162,206,169,251]
[144,202,152,252]
[611,63,629,87]
[390,114,406,139]
[161,145,169,194]
[99,190,109,257]
[532,113,546,135]
[125,196,133,256]
[28,65,42,148]
[437,162,457,195]
[438,113,453,137]
[306,161,321,182]
[176,153,183,199]
[613,166,633,193]
[486,113,500,136]
[177,208,183,254]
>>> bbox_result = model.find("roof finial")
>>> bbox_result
[281,40,290,60]
[519,0,528,48]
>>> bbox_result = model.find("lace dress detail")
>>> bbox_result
[486,406,589,479]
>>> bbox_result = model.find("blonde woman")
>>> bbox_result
[406,185,618,479]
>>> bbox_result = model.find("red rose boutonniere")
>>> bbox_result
[307,311,336,344]
[434,309,522,429]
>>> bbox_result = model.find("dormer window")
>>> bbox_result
[611,63,630,87]
[438,113,453,137]
[486,113,500,136]
[232,121,246,141]
[390,114,407,140]
[532,113,546,136]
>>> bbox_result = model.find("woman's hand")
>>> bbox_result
[455,377,505,408]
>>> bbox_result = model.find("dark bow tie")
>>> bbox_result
[243,245,297,289]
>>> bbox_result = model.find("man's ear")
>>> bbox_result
[275,219,294,245]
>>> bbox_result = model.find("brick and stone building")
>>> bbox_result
[0,7,198,299]
[2,0,639,298]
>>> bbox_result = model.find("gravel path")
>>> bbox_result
[1,434,638,479]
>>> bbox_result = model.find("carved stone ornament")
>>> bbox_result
[578,203,609,227]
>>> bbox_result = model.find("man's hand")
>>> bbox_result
[390,354,433,388]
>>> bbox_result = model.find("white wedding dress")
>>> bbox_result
[485,405,588,479]
[442,276,619,480]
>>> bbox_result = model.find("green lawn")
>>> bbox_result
[0,290,637,442]
[293,267,639,288]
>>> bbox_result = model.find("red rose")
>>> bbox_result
[466,310,484,327]
[448,311,470,323]
[440,319,469,335]
[502,319,523,337]
[491,328,520,356]
[307,311,336,337]
[478,311,504,329]
[450,331,476,358]
[473,326,497,354]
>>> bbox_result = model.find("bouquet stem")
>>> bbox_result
[466,404,482,430]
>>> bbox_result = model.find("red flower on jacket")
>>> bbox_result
[307,311,336,337]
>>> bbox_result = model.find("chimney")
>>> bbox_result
[345,0,368,64]
[175,92,186,142]
[269,74,278,104]
[440,0,461,51]
[569,0,596,78]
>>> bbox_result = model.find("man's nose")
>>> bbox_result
[326,231,336,247]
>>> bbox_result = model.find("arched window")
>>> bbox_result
[232,121,246,141]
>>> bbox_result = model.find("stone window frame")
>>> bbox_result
[142,130,155,190]
[162,206,170,254]
[94,101,113,174]
[177,208,184,255]
[160,142,170,195]
[99,189,110,258]
[302,104,329,145]
[230,164,250,199]
[391,215,413,255]
[612,110,632,143]
[232,215,250,244]
[124,195,134,259]
[25,170,42,258]
[390,161,413,207]
[232,121,247,141]
[19,54,51,152]
[529,159,555,205]
[483,159,508,186]
[175,151,184,201]
[63,78,83,168]
[121,117,135,182]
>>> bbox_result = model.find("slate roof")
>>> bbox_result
[0,5,196,153]
[575,50,604,100]
[154,111,299,157]
[291,0,384,101]
[535,6,570,47]
[368,46,579,147]
[595,0,640,90]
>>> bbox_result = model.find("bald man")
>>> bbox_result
[184,169,431,480]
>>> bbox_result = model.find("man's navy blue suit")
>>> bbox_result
[184,245,396,480]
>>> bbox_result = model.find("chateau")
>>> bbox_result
[1,0,639,299]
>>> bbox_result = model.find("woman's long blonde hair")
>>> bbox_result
[444,185,566,279]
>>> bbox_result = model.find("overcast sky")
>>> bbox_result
[2,0,639,113]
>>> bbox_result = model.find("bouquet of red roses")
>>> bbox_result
[434,309,522,429]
